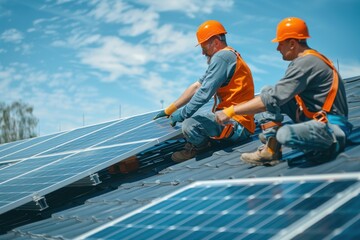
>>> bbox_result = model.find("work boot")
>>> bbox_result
[241,137,282,166]
[171,142,210,163]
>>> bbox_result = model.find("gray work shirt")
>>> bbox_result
[181,49,236,118]
[260,53,348,117]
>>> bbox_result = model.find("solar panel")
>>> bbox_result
[77,173,360,240]
[0,102,213,215]
[42,112,162,155]
[0,116,179,214]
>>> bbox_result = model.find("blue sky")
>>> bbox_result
[1,0,360,136]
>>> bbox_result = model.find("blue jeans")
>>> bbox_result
[181,112,251,147]
[276,120,346,152]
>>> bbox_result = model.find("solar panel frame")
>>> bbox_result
[0,111,184,215]
[76,173,360,240]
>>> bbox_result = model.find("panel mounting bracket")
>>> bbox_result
[68,173,102,187]
[18,195,49,211]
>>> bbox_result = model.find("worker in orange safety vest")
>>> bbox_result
[154,20,255,163]
[215,17,352,166]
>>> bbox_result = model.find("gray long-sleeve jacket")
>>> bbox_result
[180,49,237,118]
[261,53,348,118]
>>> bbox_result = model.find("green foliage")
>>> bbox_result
[0,101,38,144]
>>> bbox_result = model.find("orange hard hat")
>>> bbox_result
[196,20,227,45]
[272,17,310,42]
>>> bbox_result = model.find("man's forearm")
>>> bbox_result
[233,96,266,115]
[173,81,201,109]
[216,96,266,124]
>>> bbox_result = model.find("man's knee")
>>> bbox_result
[276,125,291,145]
[181,118,191,129]
[181,118,195,134]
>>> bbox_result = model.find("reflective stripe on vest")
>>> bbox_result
[295,49,339,119]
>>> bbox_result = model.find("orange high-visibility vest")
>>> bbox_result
[295,49,339,119]
[214,47,255,135]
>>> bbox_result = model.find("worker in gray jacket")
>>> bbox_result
[154,20,255,163]
[215,17,352,165]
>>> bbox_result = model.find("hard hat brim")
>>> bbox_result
[271,36,310,43]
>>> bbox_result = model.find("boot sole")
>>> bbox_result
[241,157,280,166]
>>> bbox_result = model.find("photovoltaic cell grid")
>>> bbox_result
[0,138,28,153]
[41,112,160,156]
[79,174,360,240]
[0,106,201,215]
[0,132,62,163]
[292,196,360,240]
[0,144,143,211]
[0,119,119,162]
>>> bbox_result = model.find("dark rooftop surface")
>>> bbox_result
[0,76,359,239]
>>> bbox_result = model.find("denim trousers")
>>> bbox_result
[276,120,346,152]
[181,112,250,147]
[258,105,346,153]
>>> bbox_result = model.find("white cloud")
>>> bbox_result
[118,9,159,36]
[52,33,101,48]
[0,29,24,43]
[51,24,198,82]
[29,17,70,37]
[139,72,191,107]
[137,0,234,18]
[88,0,159,36]
[247,63,267,74]
[43,0,204,85]
[54,0,73,4]
[148,24,195,57]
[88,0,129,23]
[14,43,33,55]
[0,66,16,93]
[251,53,288,69]
[78,36,150,81]
[33,18,48,26]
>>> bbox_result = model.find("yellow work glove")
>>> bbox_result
[153,103,177,120]
[223,105,236,118]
